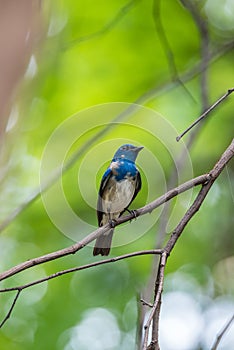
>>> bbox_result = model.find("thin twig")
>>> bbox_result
[141,138,234,347]
[146,7,211,346]
[0,249,162,293]
[0,174,209,282]
[134,40,234,106]
[0,41,233,234]
[140,299,153,308]
[152,0,194,101]
[180,0,210,110]
[164,139,234,254]
[143,252,167,350]
[0,142,233,330]
[0,103,144,233]
[63,0,140,50]
[0,290,21,328]
[176,88,234,141]
[151,254,164,349]
[153,0,178,81]
[211,314,234,350]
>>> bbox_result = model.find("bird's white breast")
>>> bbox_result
[102,177,135,215]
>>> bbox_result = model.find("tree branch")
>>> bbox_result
[143,252,167,350]
[0,290,21,328]
[176,88,234,141]
[0,140,233,331]
[141,138,234,347]
[180,0,210,110]
[211,314,234,350]
[0,249,162,293]
[144,6,229,344]
[0,49,233,233]
[0,174,209,282]
[164,138,234,254]
[152,0,194,101]
[63,0,140,50]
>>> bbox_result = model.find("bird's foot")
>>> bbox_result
[126,209,138,222]
[108,219,117,228]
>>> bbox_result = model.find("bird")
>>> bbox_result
[93,144,143,256]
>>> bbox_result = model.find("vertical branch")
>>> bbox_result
[152,0,178,81]
[152,0,193,99]
[154,0,211,250]
[180,0,210,111]
[150,289,161,350]
[136,291,144,350]
[143,252,167,350]
[142,4,212,347]
[146,139,234,349]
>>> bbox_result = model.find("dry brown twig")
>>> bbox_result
[176,88,234,141]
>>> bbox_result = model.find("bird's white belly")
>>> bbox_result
[102,178,135,215]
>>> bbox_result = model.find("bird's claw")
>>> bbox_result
[109,219,117,228]
[126,209,137,222]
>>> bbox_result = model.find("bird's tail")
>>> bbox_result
[93,229,114,256]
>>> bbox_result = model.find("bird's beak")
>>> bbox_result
[134,146,144,153]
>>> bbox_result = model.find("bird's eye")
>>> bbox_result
[121,146,127,150]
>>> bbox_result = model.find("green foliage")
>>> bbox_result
[1,1,234,349]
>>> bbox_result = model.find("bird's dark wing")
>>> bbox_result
[131,170,142,204]
[97,167,113,226]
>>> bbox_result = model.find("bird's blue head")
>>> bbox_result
[113,144,143,162]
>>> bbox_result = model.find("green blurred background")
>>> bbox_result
[0,1,233,349]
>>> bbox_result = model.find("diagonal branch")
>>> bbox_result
[0,174,209,282]
[177,88,234,141]
[0,137,233,283]
[63,0,141,50]
[0,290,21,328]
[180,0,210,110]
[0,249,162,293]
[139,87,234,348]
[164,138,234,254]
[141,138,234,348]
[152,0,193,100]
[0,51,233,234]
[211,313,234,350]
[0,141,233,331]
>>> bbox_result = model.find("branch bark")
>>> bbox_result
[211,314,234,350]
[143,252,167,350]
[0,139,233,335]
[141,138,234,348]
[0,174,209,282]
[164,138,234,254]
[0,249,162,292]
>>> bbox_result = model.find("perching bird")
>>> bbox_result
[93,144,143,256]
